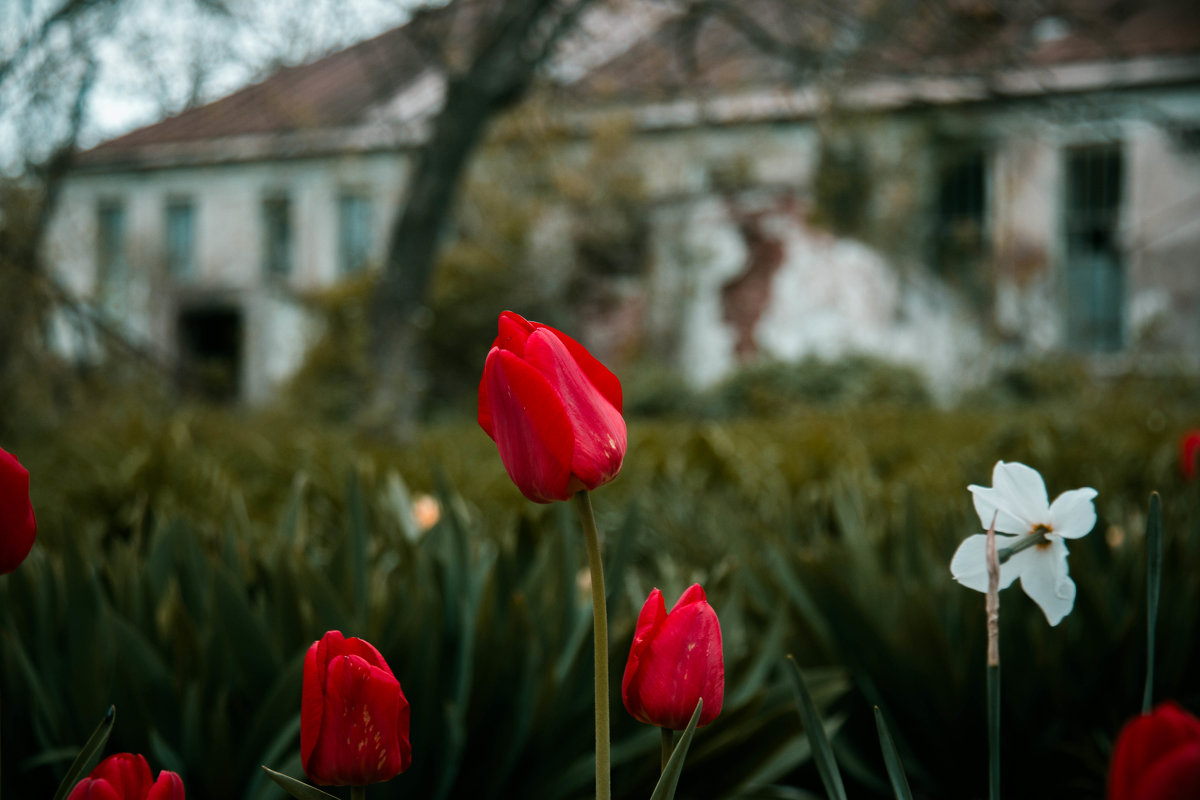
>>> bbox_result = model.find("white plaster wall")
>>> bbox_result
[645,196,744,387]
[1125,115,1200,358]
[46,149,412,398]
[992,134,1062,351]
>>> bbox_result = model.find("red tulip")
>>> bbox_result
[1108,701,1200,800]
[301,630,411,786]
[1180,430,1200,481]
[0,445,36,574]
[67,753,184,800]
[622,584,724,730]
[478,311,626,503]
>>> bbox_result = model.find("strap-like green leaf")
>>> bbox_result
[873,706,913,800]
[1143,491,1162,713]
[51,705,116,800]
[260,766,342,800]
[649,698,703,800]
[787,655,847,800]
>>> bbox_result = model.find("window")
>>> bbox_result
[933,146,988,280]
[262,194,292,277]
[165,198,196,277]
[1064,144,1123,352]
[96,199,126,301]
[338,192,373,275]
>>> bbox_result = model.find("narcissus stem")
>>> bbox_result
[576,490,611,800]
[997,529,1046,564]
[985,517,1001,800]
[661,728,675,772]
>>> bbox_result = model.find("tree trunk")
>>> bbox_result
[363,78,498,439]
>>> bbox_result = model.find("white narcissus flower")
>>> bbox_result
[950,461,1098,626]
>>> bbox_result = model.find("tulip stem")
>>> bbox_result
[575,490,611,800]
[351,787,365,800]
[660,728,675,772]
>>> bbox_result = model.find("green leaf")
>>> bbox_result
[51,705,116,800]
[649,699,704,800]
[260,766,341,800]
[1143,491,1162,714]
[346,471,369,627]
[787,655,847,800]
[873,706,913,800]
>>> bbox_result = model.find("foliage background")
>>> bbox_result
[2,358,1197,800]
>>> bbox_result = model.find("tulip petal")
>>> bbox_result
[542,325,623,413]
[949,533,1022,593]
[301,633,332,772]
[483,348,576,502]
[623,586,724,730]
[1109,702,1200,800]
[523,329,625,491]
[308,654,408,785]
[0,446,37,575]
[1017,538,1075,626]
[1134,740,1200,800]
[90,753,153,800]
[622,588,667,722]
[67,778,121,800]
[671,583,708,612]
[147,771,186,800]
[1048,487,1099,539]
[496,310,534,357]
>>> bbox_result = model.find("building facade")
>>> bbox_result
[45,1,1200,402]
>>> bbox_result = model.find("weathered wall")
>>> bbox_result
[47,150,411,401]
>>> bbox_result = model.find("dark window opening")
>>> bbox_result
[96,199,126,302]
[1064,143,1123,352]
[933,147,988,280]
[262,194,292,277]
[338,192,373,275]
[177,306,243,402]
[165,198,195,277]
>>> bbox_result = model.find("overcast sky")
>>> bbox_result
[0,0,424,170]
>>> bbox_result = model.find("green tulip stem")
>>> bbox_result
[575,490,611,800]
[351,787,365,800]
[660,728,675,773]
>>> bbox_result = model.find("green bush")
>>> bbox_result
[2,377,1197,799]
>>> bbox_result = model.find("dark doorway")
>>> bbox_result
[177,306,243,401]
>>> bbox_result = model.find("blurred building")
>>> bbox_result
[45,0,1200,402]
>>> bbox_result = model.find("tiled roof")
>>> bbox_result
[77,25,430,166]
[76,0,1200,166]
[566,0,1200,105]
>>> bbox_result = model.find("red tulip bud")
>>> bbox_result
[1180,430,1200,481]
[622,584,724,730]
[67,753,184,800]
[0,445,36,574]
[478,311,626,503]
[1108,701,1200,800]
[301,630,412,786]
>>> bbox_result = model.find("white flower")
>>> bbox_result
[950,461,1098,626]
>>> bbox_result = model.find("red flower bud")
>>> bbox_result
[301,630,411,786]
[478,311,626,503]
[1108,701,1200,800]
[622,584,724,730]
[67,753,184,800]
[0,445,36,574]
[1180,430,1200,481]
